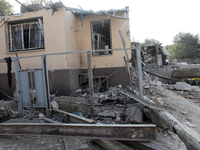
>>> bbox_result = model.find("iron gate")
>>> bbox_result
[14,56,51,117]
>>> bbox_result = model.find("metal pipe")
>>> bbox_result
[87,52,94,118]
[119,13,132,90]
[21,24,24,50]
[53,109,97,124]
[13,48,135,59]
[119,15,129,61]
[14,58,23,116]
[41,117,60,123]
[136,45,144,113]
[9,24,12,51]
[43,55,51,117]
[0,123,156,141]
[41,55,50,117]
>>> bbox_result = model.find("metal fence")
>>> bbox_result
[13,48,136,117]
[0,58,16,100]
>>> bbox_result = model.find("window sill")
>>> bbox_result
[6,49,45,54]
[92,51,113,57]
[92,54,113,57]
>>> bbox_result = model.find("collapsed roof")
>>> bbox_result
[145,44,171,56]
[17,1,129,18]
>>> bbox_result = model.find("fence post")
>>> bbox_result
[136,45,144,114]
[41,55,51,117]
[87,52,94,117]
[14,58,23,117]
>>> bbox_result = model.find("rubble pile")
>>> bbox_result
[2,70,200,149]
[52,85,142,124]
[0,100,18,121]
[2,82,188,150]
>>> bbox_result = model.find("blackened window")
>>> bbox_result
[91,20,112,56]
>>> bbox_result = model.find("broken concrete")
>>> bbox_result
[144,108,168,129]
[149,81,156,86]
[126,105,143,124]
[75,89,82,93]
[0,100,8,117]
[63,137,90,150]
[98,110,120,118]
[138,129,187,150]
[191,86,200,92]
[52,96,89,114]
[174,82,192,91]
[51,101,59,110]
[155,97,164,105]
[0,100,18,119]
[94,139,133,150]
[156,81,162,87]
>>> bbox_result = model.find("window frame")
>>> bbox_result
[91,20,112,56]
[8,18,44,52]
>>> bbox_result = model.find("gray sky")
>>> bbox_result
[8,0,200,45]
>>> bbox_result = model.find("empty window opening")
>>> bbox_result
[9,18,44,52]
[91,20,112,56]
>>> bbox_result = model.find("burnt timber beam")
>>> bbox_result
[0,123,156,141]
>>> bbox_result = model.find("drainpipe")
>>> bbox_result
[119,13,129,61]
[119,13,132,89]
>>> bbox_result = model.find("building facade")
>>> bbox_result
[0,4,131,94]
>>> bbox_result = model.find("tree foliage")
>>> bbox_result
[168,32,200,60]
[0,0,13,15]
[141,38,160,46]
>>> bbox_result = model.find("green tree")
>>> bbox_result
[0,0,13,15]
[141,38,160,46]
[168,32,200,60]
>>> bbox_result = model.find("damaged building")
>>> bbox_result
[0,2,131,95]
[142,44,171,66]
[131,43,171,67]
[1,2,200,150]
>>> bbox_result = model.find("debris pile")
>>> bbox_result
[1,81,189,150]
[0,100,18,121]
[2,65,200,149]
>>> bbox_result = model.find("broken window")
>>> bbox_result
[91,20,112,56]
[9,18,44,52]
